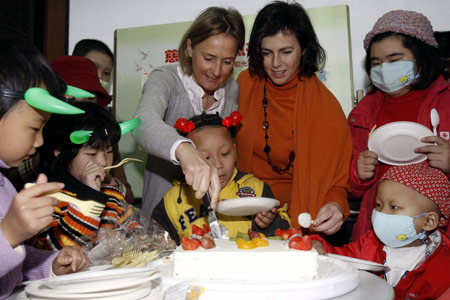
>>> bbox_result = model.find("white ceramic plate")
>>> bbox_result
[42,274,157,294]
[368,121,433,166]
[41,267,159,292]
[327,254,388,272]
[19,280,164,300]
[216,197,280,216]
[85,264,113,272]
[25,281,152,300]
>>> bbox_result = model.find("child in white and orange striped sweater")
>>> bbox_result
[27,101,139,250]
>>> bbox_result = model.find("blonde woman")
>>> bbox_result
[134,7,245,217]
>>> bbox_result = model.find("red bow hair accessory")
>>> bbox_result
[222,111,243,128]
[174,118,195,133]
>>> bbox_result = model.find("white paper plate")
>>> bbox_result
[25,281,152,300]
[216,197,280,216]
[327,254,388,272]
[41,267,159,292]
[368,121,433,165]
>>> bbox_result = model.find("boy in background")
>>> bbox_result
[72,39,114,95]
[51,56,111,106]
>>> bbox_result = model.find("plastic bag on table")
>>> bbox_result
[83,203,176,268]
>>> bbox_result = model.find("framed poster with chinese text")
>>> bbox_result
[114,5,353,198]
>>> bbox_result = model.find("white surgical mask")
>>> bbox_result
[370,60,419,93]
[372,210,428,248]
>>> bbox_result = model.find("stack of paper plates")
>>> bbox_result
[22,267,163,300]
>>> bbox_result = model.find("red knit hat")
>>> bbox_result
[51,56,112,106]
[381,162,450,226]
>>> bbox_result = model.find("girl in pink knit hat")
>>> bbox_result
[348,10,450,242]
[311,162,450,299]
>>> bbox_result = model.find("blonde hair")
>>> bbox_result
[178,7,245,75]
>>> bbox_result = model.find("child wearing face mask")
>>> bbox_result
[151,112,291,245]
[72,39,114,97]
[26,101,140,250]
[51,56,112,106]
[348,10,450,241]
[311,162,450,299]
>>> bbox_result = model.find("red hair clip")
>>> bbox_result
[222,111,243,128]
[174,118,195,133]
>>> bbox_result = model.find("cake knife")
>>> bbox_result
[202,192,223,239]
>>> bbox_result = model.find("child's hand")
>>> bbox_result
[103,172,119,187]
[0,174,63,248]
[415,136,450,174]
[311,240,326,255]
[254,207,277,229]
[357,150,378,181]
[52,245,89,275]
[80,161,105,191]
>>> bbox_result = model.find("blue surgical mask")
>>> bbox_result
[372,210,428,248]
[370,60,420,93]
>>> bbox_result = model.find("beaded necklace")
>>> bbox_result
[262,81,295,174]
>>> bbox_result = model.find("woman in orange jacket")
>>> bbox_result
[236,1,352,234]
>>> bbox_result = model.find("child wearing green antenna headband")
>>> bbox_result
[0,34,89,298]
[27,101,141,250]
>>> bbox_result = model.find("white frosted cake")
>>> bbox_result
[173,239,319,282]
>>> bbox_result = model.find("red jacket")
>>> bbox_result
[348,76,450,241]
[311,230,450,300]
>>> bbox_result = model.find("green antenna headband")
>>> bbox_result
[65,86,95,99]
[0,86,88,115]
[69,118,142,144]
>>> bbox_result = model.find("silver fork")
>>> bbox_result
[103,158,143,170]
[25,183,105,218]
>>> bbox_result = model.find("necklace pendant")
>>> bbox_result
[262,121,269,130]
[264,144,271,155]
[262,97,268,107]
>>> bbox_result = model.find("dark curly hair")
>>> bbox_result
[247,1,326,80]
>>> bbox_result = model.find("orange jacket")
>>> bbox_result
[236,69,352,227]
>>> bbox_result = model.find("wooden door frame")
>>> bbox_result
[42,0,69,62]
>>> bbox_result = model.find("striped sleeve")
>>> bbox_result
[27,186,127,250]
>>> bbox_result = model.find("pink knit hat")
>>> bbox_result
[364,10,438,51]
[381,162,450,226]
